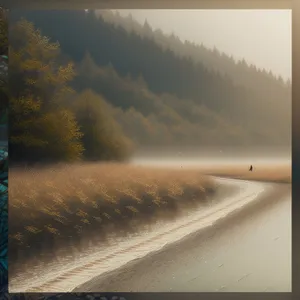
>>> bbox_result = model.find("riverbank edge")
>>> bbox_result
[74,181,290,292]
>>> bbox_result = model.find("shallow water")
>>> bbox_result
[75,184,291,292]
[130,194,291,292]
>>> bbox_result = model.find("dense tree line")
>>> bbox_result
[8,11,291,162]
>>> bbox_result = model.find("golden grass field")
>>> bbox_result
[9,162,216,273]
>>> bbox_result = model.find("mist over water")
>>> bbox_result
[131,146,291,167]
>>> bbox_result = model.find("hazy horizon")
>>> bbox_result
[114,9,291,81]
[132,146,291,166]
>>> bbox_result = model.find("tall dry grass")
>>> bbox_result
[9,162,216,274]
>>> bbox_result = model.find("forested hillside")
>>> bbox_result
[9,10,291,162]
[97,10,291,90]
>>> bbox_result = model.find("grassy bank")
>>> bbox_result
[9,162,216,274]
[201,164,291,184]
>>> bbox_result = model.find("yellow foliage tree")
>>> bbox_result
[9,19,83,162]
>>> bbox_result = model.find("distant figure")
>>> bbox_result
[249,165,253,172]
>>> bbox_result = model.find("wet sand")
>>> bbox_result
[74,182,291,292]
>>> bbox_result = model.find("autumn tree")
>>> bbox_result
[9,19,84,162]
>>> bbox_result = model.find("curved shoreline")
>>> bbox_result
[74,181,290,292]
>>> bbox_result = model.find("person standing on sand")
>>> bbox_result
[249,165,253,171]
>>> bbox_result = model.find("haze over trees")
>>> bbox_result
[9,10,291,162]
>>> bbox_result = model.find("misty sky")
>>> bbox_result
[115,10,291,80]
